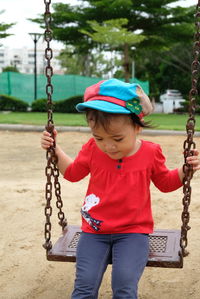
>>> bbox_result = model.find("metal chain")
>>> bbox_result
[52,159,68,227]
[180,1,200,257]
[43,0,67,251]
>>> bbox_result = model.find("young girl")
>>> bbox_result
[41,79,200,299]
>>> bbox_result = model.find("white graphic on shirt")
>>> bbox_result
[81,194,103,231]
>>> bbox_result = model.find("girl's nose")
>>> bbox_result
[104,142,116,151]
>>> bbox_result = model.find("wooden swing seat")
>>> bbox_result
[47,225,183,268]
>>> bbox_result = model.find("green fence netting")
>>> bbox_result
[0,72,149,104]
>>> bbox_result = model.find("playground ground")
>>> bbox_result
[0,130,200,299]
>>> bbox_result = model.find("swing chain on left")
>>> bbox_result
[43,0,67,251]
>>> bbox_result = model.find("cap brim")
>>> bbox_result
[76,100,131,114]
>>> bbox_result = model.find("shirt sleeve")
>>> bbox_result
[151,144,183,192]
[64,139,93,182]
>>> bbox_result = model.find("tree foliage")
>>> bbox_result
[33,0,194,52]
[80,18,145,80]
[80,19,145,47]
[32,0,196,98]
[58,45,117,77]
[0,10,15,42]
[46,0,194,49]
[134,40,194,100]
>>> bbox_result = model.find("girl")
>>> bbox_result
[41,79,200,299]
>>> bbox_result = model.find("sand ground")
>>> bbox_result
[0,130,200,299]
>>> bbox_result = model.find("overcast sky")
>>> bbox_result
[1,0,198,50]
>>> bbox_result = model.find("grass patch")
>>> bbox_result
[145,113,200,131]
[0,112,87,126]
[0,112,199,131]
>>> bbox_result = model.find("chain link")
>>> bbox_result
[43,0,67,251]
[180,1,200,257]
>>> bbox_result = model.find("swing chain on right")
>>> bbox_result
[180,0,200,257]
[43,0,67,251]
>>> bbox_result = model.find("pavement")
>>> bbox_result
[0,123,200,136]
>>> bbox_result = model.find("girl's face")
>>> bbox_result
[89,115,141,160]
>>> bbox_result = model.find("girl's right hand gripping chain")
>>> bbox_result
[41,129,73,175]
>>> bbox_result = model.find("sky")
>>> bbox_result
[0,0,198,50]
[1,0,78,49]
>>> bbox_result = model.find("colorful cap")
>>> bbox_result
[76,78,153,118]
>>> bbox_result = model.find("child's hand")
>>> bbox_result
[186,149,200,171]
[41,129,57,150]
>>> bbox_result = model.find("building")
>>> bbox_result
[160,89,185,113]
[0,42,63,74]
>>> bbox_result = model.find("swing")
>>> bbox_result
[43,0,199,268]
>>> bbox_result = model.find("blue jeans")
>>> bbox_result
[71,232,149,299]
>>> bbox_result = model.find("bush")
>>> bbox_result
[31,98,50,112]
[2,66,19,72]
[31,95,83,113]
[175,98,200,114]
[0,94,29,112]
[54,95,83,113]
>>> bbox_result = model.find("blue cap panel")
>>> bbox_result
[76,100,131,114]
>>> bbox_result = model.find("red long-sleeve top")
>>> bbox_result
[64,138,182,234]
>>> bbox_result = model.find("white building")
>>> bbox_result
[159,89,185,113]
[0,42,63,74]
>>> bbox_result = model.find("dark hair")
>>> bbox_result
[85,109,152,131]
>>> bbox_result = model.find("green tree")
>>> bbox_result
[33,0,194,56]
[58,45,117,77]
[0,10,15,44]
[80,18,145,81]
[32,0,195,89]
[134,29,194,100]
[57,46,86,75]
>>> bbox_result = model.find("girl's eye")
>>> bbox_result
[95,138,103,141]
[114,138,123,142]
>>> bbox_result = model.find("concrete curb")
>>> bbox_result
[0,124,90,133]
[0,123,200,136]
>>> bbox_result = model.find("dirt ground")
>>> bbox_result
[0,130,200,299]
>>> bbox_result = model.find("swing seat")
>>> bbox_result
[46,225,183,268]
